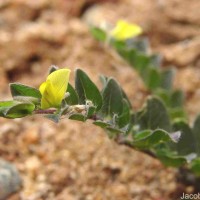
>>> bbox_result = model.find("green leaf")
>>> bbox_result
[106,127,124,134]
[132,129,180,149]
[69,113,86,122]
[117,48,135,65]
[136,97,171,131]
[65,83,79,105]
[90,27,107,42]
[117,45,137,68]
[169,107,187,121]
[4,102,35,118]
[191,158,200,176]
[100,75,132,108]
[0,101,16,107]
[99,75,131,109]
[170,89,185,108]
[117,99,131,128]
[10,83,41,99]
[117,47,160,79]
[87,105,96,118]
[120,88,132,109]
[0,101,35,118]
[44,114,60,123]
[142,67,161,91]
[48,65,59,74]
[101,78,123,116]
[111,40,126,50]
[149,54,162,68]
[126,37,149,53]
[0,101,18,117]
[193,115,200,156]
[156,149,187,167]
[132,52,151,72]
[75,69,102,111]
[160,68,175,90]
[171,120,196,155]
[155,89,170,106]
[134,130,152,140]
[93,120,111,128]
[99,75,109,88]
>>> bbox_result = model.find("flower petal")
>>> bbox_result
[40,80,54,109]
[39,68,71,109]
[111,20,142,40]
[39,82,47,95]
[47,69,70,103]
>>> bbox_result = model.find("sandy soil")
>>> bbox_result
[0,0,200,199]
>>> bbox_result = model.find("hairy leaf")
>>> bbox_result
[193,115,200,156]
[136,97,171,132]
[4,102,35,118]
[191,158,200,176]
[101,78,123,116]
[93,120,111,128]
[90,27,107,42]
[160,68,175,90]
[171,120,196,156]
[170,90,185,108]
[0,101,18,117]
[65,83,79,105]
[156,150,187,167]
[69,113,86,122]
[117,99,131,128]
[75,69,102,111]
[10,83,41,99]
[132,129,180,149]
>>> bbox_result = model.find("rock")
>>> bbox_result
[0,159,22,200]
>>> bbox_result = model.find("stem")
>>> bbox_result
[34,109,57,114]
[116,135,157,159]
[89,115,157,159]
[89,114,103,121]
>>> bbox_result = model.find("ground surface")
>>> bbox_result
[0,0,200,199]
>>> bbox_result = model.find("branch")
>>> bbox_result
[34,109,57,114]
[115,135,157,159]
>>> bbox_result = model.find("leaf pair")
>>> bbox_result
[0,94,36,119]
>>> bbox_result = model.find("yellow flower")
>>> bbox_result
[39,68,71,109]
[110,20,142,41]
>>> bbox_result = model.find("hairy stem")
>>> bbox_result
[34,109,57,114]
[116,135,157,159]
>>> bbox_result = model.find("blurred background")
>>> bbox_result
[0,0,200,199]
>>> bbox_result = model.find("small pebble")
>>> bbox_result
[0,159,22,200]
